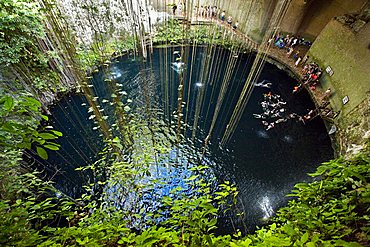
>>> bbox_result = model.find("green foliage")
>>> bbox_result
[272,152,370,245]
[0,0,44,66]
[0,91,67,246]
[0,0,64,94]
[76,34,136,71]
[153,20,250,52]
[0,91,369,246]
[0,94,61,157]
[153,19,184,44]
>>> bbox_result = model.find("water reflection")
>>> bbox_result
[259,196,274,220]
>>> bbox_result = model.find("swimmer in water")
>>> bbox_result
[171,62,185,74]
[172,62,185,69]
[253,114,267,119]
[266,122,275,130]
[255,80,272,88]
[275,118,287,124]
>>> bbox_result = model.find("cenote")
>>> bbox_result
[28,46,333,233]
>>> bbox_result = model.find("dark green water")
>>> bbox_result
[28,46,333,233]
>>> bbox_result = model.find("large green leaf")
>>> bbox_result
[3,96,14,111]
[50,130,63,137]
[38,133,57,140]
[36,146,48,160]
[44,144,59,151]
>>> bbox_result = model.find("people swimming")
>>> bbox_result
[275,118,287,124]
[171,62,185,74]
[254,92,304,130]
[254,79,272,88]
[266,122,275,131]
[253,113,266,119]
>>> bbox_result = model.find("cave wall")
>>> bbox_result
[298,0,367,38]
[152,0,275,42]
[280,0,368,38]
[153,0,367,42]
[307,19,370,154]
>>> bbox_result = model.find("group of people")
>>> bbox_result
[221,12,239,30]
[172,3,240,30]
[292,62,323,93]
[194,5,218,19]
[302,88,334,121]
[271,33,311,49]
[193,6,239,30]
[301,62,323,90]
[269,33,312,68]
[253,92,303,130]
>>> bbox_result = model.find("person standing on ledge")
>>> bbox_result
[178,2,182,15]
[172,4,177,15]
[227,15,233,26]
[220,10,225,22]
[233,21,239,30]
[301,55,309,65]
[295,56,302,67]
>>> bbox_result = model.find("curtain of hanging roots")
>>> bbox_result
[26,0,293,181]
[221,0,292,146]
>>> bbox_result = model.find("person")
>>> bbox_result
[324,88,332,98]
[274,33,281,42]
[220,10,225,22]
[288,113,298,119]
[302,64,308,74]
[233,21,239,30]
[304,109,315,120]
[275,118,287,124]
[292,51,300,60]
[227,15,233,26]
[200,6,204,17]
[253,114,264,119]
[266,122,275,130]
[295,56,302,67]
[172,4,177,15]
[178,3,182,15]
[212,6,217,18]
[178,3,183,15]
[310,73,318,81]
[301,55,309,65]
[292,84,301,93]
[261,80,272,88]
[284,34,290,44]
[205,6,210,18]
[291,37,298,47]
[286,36,294,47]
[286,47,293,57]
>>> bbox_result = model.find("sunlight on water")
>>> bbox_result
[259,196,274,220]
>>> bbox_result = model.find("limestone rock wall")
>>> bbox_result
[55,0,159,45]
[299,0,368,38]
[152,0,275,42]
[280,0,368,38]
[308,19,370,155]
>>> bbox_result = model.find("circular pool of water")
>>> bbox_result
[28,46,333,233]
